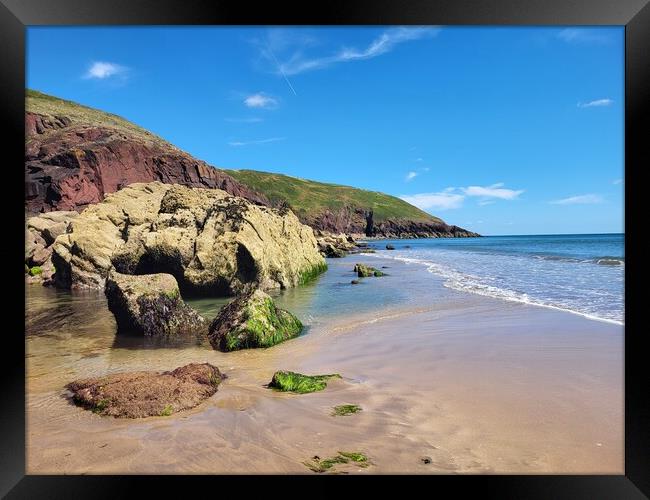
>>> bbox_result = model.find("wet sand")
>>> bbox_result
[26,266,623,474]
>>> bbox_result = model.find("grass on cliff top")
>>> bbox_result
[268,371,341,394]
[225,169,442,224]
[26,89,176,149]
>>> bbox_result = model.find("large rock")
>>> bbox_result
[105,271,206,336]
[67,363,224,418]
[50,182,326,293]
[208,289,303,351]
[25,210,79,284]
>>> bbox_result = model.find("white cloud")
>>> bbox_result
[414,157,424,162]
[401,182,524,211]
[578,98,613,108]
[228,137,285,147]
[421,167,430,172]
[557,28,611,44]
[225,117,264,123]
[477,200,495,206]
[268,27,440,76]
[463,183,524,200]
[405,171,418,182]
[84,61,127,79]
[549,194,604,205]
[244,93,278,109]
[613,178,623,185]
[400,191,465,211]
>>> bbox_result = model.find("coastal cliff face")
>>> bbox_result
[25,90,478,239]
[25,91,269,213]
[48,182,325,294]
[307,207,480,238]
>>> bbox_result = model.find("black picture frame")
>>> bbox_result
[2,0,648,497]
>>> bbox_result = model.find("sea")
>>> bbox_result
[361,233,625,325]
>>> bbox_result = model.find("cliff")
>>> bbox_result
[25,90,478,238]
[25,90,269,213]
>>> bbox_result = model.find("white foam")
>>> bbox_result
[366,252,624,326]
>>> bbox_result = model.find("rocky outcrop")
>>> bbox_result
[315,232,357,258]
[25,111,269,213]
[67,363,224,418]
[50,182,325,293]
[305,207,479,239]
[208,289,303,351]
[353,263,386,278]
[105,271,206,336]
[25,210,79,284]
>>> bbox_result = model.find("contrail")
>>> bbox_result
[266,43,297,96]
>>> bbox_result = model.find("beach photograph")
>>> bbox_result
[24,26,624,474]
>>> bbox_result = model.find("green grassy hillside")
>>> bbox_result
[225,169,441,223]
[26,89,176,149]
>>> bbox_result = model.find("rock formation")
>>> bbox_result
[67,363,224,418]
[49,182,326,293]
[208,289,303,351]
[25,92,269,213]
[105,271,206,336]
[25,210,79,284]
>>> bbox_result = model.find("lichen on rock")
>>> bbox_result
[208,289,303,351]
[50,182,326,294]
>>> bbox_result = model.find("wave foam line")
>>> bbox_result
[366,252,624,326]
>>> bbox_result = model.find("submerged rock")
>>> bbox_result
[351,279,360,285]
[385,244,395,250]
[105,270,206,336]
[50,182,326,293]
[208,289,303,351]
[353,263,386,278]
[66,362,224,418]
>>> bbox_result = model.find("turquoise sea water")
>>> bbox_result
[363,233,624,325]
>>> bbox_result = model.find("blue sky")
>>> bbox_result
[27,26,624,235]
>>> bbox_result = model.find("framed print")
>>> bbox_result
[2,0,649,497]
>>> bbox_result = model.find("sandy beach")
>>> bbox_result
[25,255,623,474]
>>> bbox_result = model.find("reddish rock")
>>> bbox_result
[25,111,269,213]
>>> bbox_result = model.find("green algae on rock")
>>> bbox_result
[268,371,341,394]
[353,263,386,278]
[67,363,224,418]
[208,289,303,351]
[105,270,206,336]
[332,404,362,416]
[303,451,370,473]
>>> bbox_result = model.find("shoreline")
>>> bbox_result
[26,253,623,474]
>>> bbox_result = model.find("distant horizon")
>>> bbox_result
[27,26,624,235]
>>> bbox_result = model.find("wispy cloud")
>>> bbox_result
[401,182,524,211]
[578,98,613,108]
[557,28,611,44]
[84,61,127,80]
[549,194,604,205]
[405,171,418,182]
[228,137,285,147]
[414,158,424,162]
[613,178,623,185]
[400,189,465,211]
[225,117,264,123]
[244,93,278,109]
[462,183,524,200]
[261,27,440,76]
